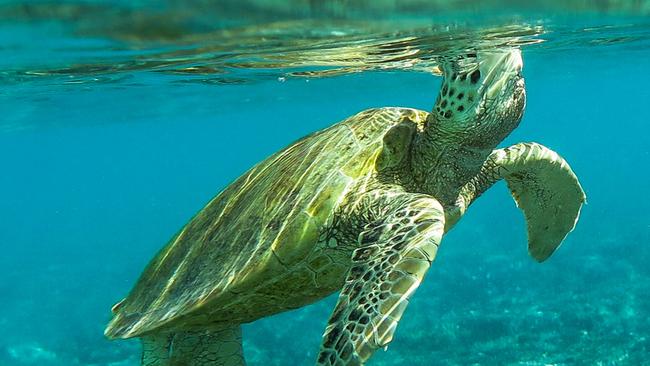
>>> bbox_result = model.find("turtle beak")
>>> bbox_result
[481,49,523,100]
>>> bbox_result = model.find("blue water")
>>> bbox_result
[1,2,650,365]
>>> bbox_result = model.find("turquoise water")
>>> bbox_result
[1,2,650,365]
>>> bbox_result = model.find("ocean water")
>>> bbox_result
[1,1,649,365]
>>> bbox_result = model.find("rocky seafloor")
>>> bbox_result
[2,209,648,366]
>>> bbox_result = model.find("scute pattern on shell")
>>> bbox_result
[105,107,430,339]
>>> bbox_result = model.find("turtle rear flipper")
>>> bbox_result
[142,325,245,366]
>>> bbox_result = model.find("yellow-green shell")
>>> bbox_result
[106,108,429,339]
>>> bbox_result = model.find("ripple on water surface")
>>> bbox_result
[1,1,650,89]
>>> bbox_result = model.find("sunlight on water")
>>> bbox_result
[1,2,649,366]
[1,1,650,91]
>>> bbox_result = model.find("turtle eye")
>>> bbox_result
[470,69,481,84]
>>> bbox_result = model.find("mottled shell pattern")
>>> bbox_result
[105,107,429,339]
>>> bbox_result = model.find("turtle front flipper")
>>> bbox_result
[317,192,445,366]
[458,142,586,261]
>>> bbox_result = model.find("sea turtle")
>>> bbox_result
[105,48,585,366]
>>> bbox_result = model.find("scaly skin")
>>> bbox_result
[374,51,526,227]
[315,49,531,366]
[315,50,583,366]
[106,48,585,366]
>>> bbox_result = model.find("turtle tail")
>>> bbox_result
[141,325,246,366]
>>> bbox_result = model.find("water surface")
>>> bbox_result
[1,1,649,365]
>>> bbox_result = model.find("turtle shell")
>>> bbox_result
[105,107,428,339]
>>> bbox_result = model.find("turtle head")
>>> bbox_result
[431,48,526,149]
